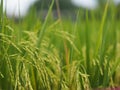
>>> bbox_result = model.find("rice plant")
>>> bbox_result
[0,0,120,90]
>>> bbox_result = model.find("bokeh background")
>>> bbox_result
[0,0,120,18]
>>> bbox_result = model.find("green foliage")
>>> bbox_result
[0,1,120,90]
[34,0,76,10]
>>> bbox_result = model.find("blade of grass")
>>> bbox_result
[93,1,109,87]
[37,0,55,48]
[85,10,90,74]
[0,0,4,33]
[69,11,80,63]
[95,0,109,56]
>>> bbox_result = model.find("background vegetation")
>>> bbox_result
[0,0,120,90]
